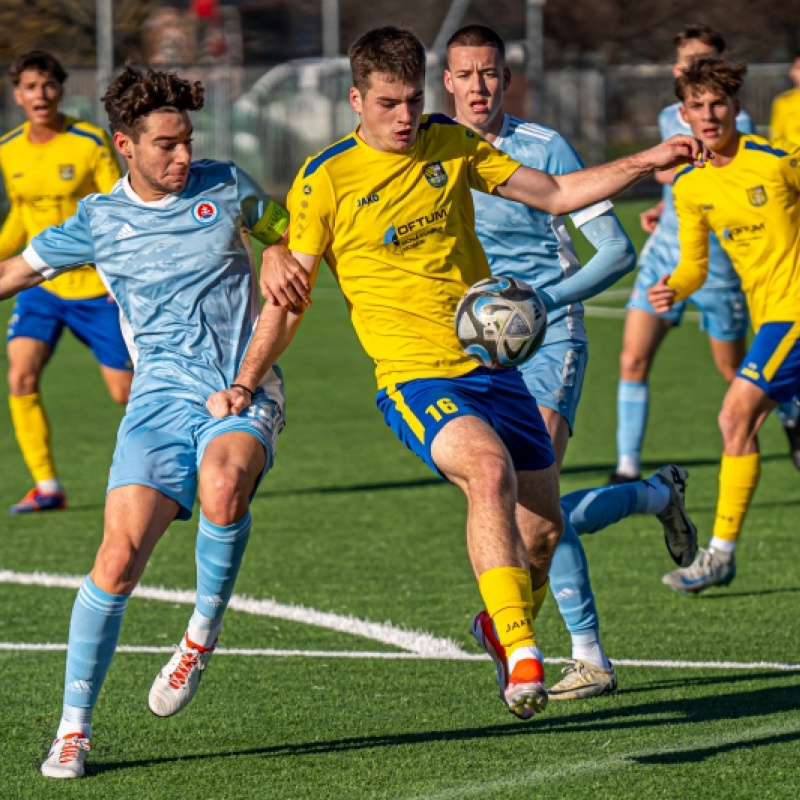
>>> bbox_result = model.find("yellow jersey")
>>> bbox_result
[670,133,800,331]
[287,114,520,390]
[0,115,121,299]
[770,89,800,146]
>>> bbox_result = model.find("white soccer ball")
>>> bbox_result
[455,276,548,368]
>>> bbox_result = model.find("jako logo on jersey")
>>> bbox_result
[192,199,219,224]
[423,162,448,188]
[357,194,379,207]
[59,164,75,180]
[747,186,768,207]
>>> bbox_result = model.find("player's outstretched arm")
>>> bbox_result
[207,251,321,418]
[496,135,710,216]
[260,237,312,313]
[538,211,635,311]
[0,254,45,300]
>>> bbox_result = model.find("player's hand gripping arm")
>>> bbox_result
[206,251,321,418]
[496,135,711,216]
[0,254,45,300]
[538,211,635,311]
[259,235,312,313]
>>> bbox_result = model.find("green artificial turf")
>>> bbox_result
[1,200,799,798]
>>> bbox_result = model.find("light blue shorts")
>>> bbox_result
[108,391,284,520]
[628,260,748,342]
[517,332,588,434]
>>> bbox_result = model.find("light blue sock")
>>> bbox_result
[616,380,649,475]
[548,517,598,636]
[562,483,641,535]
[190,510,251,644]
[62,576,130,714]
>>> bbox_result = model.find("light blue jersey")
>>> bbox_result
[471,114,613,343]
[24,160,283,410]
[642,102,756,289]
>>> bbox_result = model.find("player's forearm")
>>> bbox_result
[0,254,45,300]
[540,214,635,311]
[0,206,26,259]
[232,303,304,391]
[666,261,708,302]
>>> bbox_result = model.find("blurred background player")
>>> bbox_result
[650,59,800,592]
[0,50,130,514]
[610,25,772,483]
[443,25,696,700]
[770,52,800,146]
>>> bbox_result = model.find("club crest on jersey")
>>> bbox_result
[192,199,219,225]
[423,161,448,188]
[59,164,75,180]
[747,185,768,207]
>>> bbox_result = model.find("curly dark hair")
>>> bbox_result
[10,50,67,86]
[349,26,425,94]
[675,58,747,102]
[102,63,204,140]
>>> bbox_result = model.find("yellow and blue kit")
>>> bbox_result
[670,133,800,401]
[0,115,121,298]
[1,115,130,368]
[770,89,800,147]
[287,114,555,474]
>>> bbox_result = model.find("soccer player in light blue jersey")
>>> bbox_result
[612,25,800,481]
[443,25,697,700]
[0,65,297,780]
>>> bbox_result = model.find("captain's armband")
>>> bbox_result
[251,201,290,246]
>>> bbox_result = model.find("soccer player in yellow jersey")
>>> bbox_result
[650,58,800,592]
[251,26,707,718]
[770,52,800,146]
[0,51,129,514]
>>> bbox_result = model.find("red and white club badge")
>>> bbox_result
[192,199,219,225]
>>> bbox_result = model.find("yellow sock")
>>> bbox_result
[478,566,535,657]
[712,452,761,543]
[9,392,57,483]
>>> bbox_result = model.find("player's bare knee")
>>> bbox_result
[199,469,250,525]
[7,366,39,396]
[620,348,650,382]
[93,539,137,593]
[467,451,516,504]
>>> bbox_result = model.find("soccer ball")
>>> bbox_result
[454,276,547,368]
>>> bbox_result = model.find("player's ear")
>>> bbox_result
[113,130,134,161]
[443,69,454,95]
[349,86,362,115]
[733,97,741,116]
[679,104,689,124]
[503,66,511,91]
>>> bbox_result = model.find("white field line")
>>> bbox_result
[0,569,466,658]
[1,642,800,671]
[405,719,800,800]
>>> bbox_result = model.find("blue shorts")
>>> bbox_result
[376,367,555,478]
[108,391,285,520]
[628,261,748,342]
[518,332,588,434]
[6,286,133,371]
[737,322,800,403]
